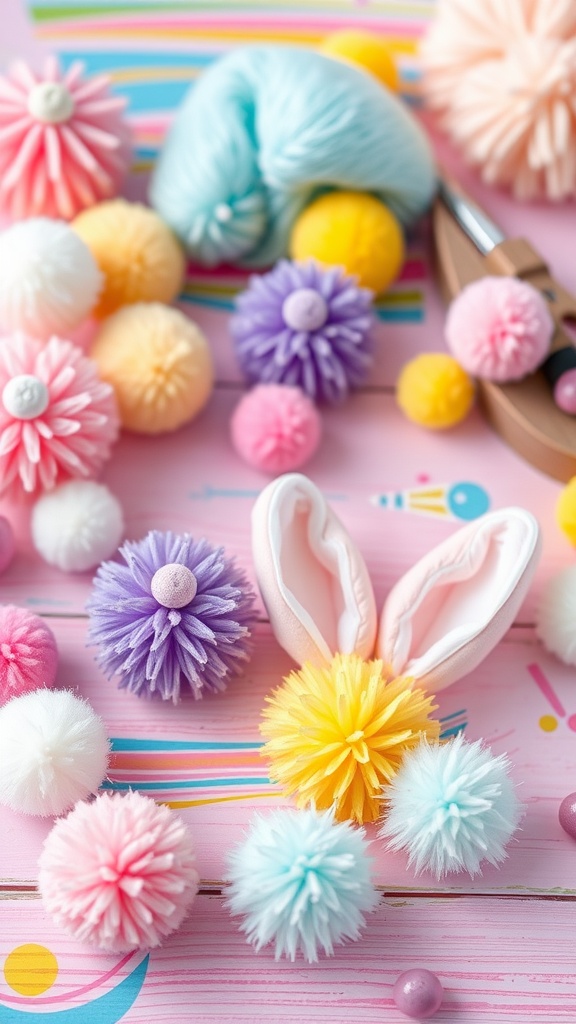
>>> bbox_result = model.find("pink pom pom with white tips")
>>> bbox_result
[231,383,322,474]
[445,276,553,382]
[0,605,58,704]
[0,56,131,221]
[0,332,119,497]
[39,791,200,952]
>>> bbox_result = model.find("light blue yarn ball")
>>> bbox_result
[150,45,436,268]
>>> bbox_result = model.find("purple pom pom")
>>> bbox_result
[231,260,375,403]
[87,531,257,702]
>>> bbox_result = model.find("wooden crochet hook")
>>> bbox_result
[433,176,576,482]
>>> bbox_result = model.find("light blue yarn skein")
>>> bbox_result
[150,45,436,268]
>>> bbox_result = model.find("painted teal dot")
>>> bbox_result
[447,482,490,521]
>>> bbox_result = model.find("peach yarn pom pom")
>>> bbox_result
[422,0,576,200]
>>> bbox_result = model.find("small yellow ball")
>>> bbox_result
[73,199,186,319]
[290,190,404,294]
[556,477,576,544]
[320,30,400,92]
[91,303,213,435]
[397,353,475,430]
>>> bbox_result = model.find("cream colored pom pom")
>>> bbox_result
[32,480,124,573]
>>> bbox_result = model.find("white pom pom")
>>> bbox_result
[536,566,576,666]
[0,218,102,340]
[0,688,109,816]
[32,480,124,573]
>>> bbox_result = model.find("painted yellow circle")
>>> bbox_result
[4,944,58,996]
[539,714,558,732]
[556,476,576,545]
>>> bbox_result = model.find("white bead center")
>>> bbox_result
[27,81,74,124]
[151,563,198,609]
[2,375,49,420]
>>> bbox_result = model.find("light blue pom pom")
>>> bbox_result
[150,45,436,267]
[226,806,379,962]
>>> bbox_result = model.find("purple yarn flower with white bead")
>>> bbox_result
[87,530,257,703]
[231,260,375,403]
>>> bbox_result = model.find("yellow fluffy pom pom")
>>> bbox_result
[397,353,475,430]
[556,477,576,544]
[290,190,405,294]
[261,653,439,825]
[73,199,186,319]
[91,303,213,434]
[320,30,400,92]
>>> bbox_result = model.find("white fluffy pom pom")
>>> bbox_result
[380,734,522,878]
[32,480,124,572]
[0,688,109,816]
[536,566,576,666]
[0,218,102,340]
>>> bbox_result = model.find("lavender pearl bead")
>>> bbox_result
[559,793,576,839]
[554,369,576,415]
[282,287,328,332]
[393,969,444,1019]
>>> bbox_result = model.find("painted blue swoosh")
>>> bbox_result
[0,955,149,1023]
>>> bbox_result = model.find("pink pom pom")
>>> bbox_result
[0,516,15,575]
[445,277,553,382]
[39,791,199,952]
[0,56,131,221]
[231,383,322,474]
[0,605,58,704]
[0,333,119,497]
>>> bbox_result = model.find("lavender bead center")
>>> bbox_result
[151,563,198,608]
[282,288,328,332]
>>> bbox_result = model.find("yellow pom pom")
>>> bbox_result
[72,199,186,319]
[397,353,474,430]
[556,477,576,544]
[91,303,213,434]
[320,30,400,92]
[290,190,404,294]
[261,653,439,825]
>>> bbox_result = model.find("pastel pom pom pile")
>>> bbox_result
[88,530,257,701]
[231,260,374,404]
[91,304,213,434]
[227,806,378,962]
[0,56,131,220]
[320,30,399,91]
[422,0,576,201]
[0,219,102,340]
[0,606,58,704]
[445,277,553,382]
[73,200,186,319]
[0,688,109,816]
[397,353,475,429]
[535,566,576,667]
[231,384,322,474]
[555,476,576,544]
[381,735,522,878]
[290,190,405,294]
[32,480,124,572]
[0,333,119,496]
[150,44,435,267]
[39,791,199,951]
[261,653,440,824]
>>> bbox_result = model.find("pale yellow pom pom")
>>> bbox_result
[320,30,400,92]
[397,353,475,430]
[556,477,576,545]
[290,190,405,294]
[73,199,186,319]
[91,303,213,435]
[261,653,439,825]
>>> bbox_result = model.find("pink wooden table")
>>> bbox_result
[2,3,576,1021]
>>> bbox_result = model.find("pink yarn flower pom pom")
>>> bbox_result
[0,605,58,705]
[231,383,322,474]
[39,791,199,952]
[0,56,131,220]
[0,332,119,497]
[445,277,553,383]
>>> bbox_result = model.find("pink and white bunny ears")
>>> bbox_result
[252,473,541,692]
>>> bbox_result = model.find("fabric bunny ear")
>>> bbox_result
[377,507,541,693]
[251,473,377,666]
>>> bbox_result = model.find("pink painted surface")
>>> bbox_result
[2,2,576,1022]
